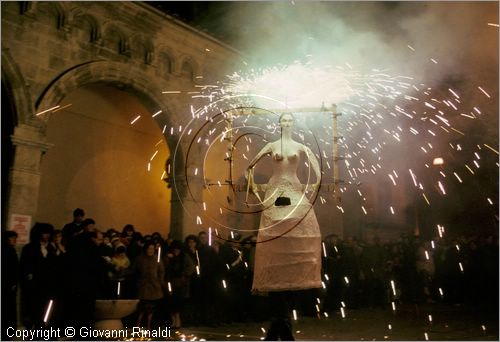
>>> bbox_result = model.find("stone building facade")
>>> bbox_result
[1,1,243,239]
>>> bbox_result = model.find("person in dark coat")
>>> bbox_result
[62,208,85,245]
[66,227,111,329]
[2,230,19,338]
[19,223,55,328]
[163,240,195,329]
[132,241,165,329]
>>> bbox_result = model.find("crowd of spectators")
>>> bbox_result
[1,207,498,337]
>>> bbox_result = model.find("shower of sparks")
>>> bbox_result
[477,86,491,98]
[43,299,54,323]
[162,51,497,337]
[152,110,162,117]
[150,150,159,161]
[130,115,141,125]
[484,144,499,154]
[35,105,61,116]
[52,103,73,113]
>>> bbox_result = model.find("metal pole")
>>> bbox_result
[332,104,341,205]
[224,110,235,204]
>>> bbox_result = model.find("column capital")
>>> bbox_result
[10,124,53,152]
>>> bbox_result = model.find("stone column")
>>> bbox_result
[5,123,52,233]
[165,133,210,240]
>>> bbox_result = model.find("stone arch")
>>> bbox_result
[35,60,187,238]
[1,49,34,125]
[70,11,101,43]
[35,60,178,152]
[158,48,176,76]
[130,34,154,65]
[178,55,200,82]
[35,1,67,29]
[101,22,130,55]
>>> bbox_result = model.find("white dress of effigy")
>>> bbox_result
[251,144,322,292]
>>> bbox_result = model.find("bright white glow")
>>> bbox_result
[433,157,444,165]
[227,64,354,109]
[292,309,298,321]
[157,247,161,263]
[222,279,227,289]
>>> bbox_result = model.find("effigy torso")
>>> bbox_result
[252,142,322,292]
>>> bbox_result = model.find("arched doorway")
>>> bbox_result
[36,83,171,236]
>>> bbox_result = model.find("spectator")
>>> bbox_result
[133,241,165,329]
[164,239,196,329]
[20,223,55,328]
[2,230,19,338]
[66,229,111,329]
[121,224,136,247]
[62,208,85,244]
[48,229,68,327]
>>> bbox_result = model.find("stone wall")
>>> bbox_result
[1,1,243,239]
